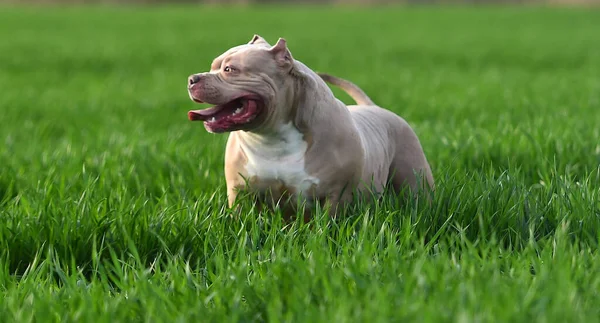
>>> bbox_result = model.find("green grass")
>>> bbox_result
[1,5,600,322]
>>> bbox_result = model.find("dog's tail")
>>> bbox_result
[317,73,375,106]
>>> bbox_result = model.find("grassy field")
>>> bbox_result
[1,5,600,322]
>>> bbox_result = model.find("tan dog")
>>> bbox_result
[187,35,434,219]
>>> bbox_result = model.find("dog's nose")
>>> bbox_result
[188,74,201,85]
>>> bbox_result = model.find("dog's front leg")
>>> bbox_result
[321,187,354,219]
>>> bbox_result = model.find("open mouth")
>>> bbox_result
[188,95,262,132]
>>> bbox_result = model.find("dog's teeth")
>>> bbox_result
[234,108,243,115]
[209,117,216,123]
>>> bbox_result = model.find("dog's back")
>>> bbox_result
[318,73,435,195]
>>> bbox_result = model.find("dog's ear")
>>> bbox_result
[269,38,293,68]
[248,34,269,45]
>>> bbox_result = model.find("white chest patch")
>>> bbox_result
[239,123,320,197]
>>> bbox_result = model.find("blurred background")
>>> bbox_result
[4,0,599,5]
[1,0,599,308]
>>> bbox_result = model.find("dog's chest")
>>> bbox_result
[240,123,319,197]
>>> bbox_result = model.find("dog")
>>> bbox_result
[187,35,434,220]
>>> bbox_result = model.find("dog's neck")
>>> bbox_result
[237,122,308,164]
[290,60,346,131]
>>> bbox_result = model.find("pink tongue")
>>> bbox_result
[230,99,258,123]
[188,106,223,121]
[188,99,258,123]
[243,100,257,116]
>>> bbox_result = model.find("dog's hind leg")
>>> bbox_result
[388,128,434,201]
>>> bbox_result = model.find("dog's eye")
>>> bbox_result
[224,66,232,73]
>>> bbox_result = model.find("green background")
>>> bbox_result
[0,6,599,322]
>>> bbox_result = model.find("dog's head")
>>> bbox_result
[187,35,299,133]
